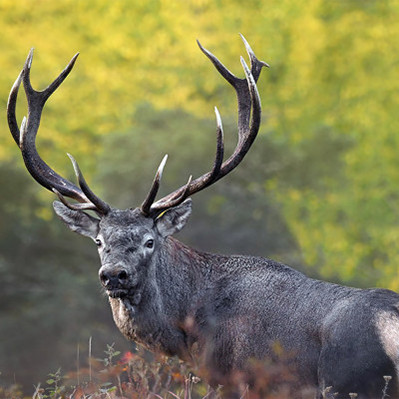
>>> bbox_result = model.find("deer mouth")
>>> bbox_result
[107,288,129,298]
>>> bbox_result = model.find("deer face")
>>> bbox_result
[53,199,192,301]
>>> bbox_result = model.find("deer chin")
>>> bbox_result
[107,286,142,305]
[107,288,129,298]
[116,293,142,318]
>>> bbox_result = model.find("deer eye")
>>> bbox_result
[145,239,154,249]
[95,238,102,247]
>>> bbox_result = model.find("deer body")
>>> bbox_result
[105,232,399,396]
[8,37,399,398]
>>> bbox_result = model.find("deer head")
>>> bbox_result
[7,36,268,302]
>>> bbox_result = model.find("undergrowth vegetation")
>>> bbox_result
[0,343,394,399]
[0,343,320,399]
[0,344,213,399]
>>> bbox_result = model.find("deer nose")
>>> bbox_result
[99,267,129,288]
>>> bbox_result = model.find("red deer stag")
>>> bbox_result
[7,36,399,398]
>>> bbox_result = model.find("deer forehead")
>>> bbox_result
[99,208,156,240]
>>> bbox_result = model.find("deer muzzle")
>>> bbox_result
[99,264,132,298]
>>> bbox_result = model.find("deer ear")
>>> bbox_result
[53,201,100,239]
[156,198,192,237]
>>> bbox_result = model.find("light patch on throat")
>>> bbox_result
[376,310,399,367]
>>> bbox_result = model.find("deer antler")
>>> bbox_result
[7,49,110,215]
[141,34,269,216]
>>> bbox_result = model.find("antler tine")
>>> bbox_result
[7,49,110,215]
[67,154,111,215]
[52,188,99,211]
[147,36,267,214]
[231,56,261,155]
[239,33,270,80]
[196,40,238,87]
[209,106,225,181]
[141,155,168,215]
[7,70,23,146]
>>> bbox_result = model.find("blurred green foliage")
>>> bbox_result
[1,0,399,393]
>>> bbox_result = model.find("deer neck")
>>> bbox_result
[156,237,211,318]
[108,237,211,359]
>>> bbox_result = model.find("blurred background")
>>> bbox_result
[1,0,399,393]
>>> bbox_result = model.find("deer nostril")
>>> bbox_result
[118,270,128,281]
[99,270,110,286]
